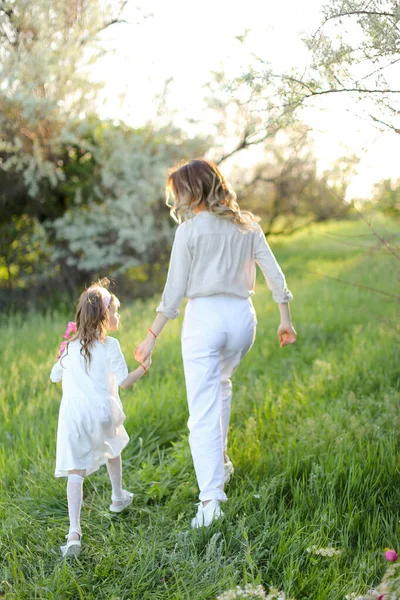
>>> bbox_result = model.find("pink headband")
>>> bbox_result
[87,286,111,310]
[99,288,111,310]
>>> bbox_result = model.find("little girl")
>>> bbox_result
[135,159,296,529]
[50,279,151,557]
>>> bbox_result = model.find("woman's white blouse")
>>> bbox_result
[157,211,293,319]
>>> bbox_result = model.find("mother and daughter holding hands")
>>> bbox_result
[50,158,297,557]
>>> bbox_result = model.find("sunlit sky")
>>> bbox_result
[92,0,400,199]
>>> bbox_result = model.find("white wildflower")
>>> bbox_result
[306,545,342,557]
[216,584,267,600]
[216,585,295,600]
[266,588,292,600]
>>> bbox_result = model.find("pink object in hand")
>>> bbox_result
[384,549,398,562]
[57,340,67,359]
[64,321,77,339]
[58,321,76,358]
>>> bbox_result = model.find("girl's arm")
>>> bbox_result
[50,360,63,383]
[120,355,152,389]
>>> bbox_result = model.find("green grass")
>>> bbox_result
[1,216,399,599]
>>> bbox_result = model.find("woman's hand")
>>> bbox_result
[278,323,297,348]
[134,338,155,363]
[135,314,169,363]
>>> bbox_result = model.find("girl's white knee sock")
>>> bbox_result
[67,474,84,535]
[107,455,123,501]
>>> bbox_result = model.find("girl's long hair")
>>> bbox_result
[166,159,259,228]
[63,278,118,369]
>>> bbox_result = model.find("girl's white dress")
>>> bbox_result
[50,336,129,477]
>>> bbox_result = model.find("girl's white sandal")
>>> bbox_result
[109,489,134,513]
[60,530,82,557]
[224,458,235,484]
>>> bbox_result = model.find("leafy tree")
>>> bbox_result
[0,0,129,203]
[231,127,356,235]
[372,177,400,218]
[235,0,400,133]
[0,215,46,290]
[0,0,138,293]
[49,121,209,283]
[201,73,355,235]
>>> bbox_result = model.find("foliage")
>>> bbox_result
[0,0,209,294]
[0,214,47,290]
[0,0,128,198]
[203,69,293,166]
[372,178,400,219]
[227,126,356,235]
[234,0,400,133]
[302,0,400,131]
[0,0,128,291]
[202,73,357,237]
[49,120,209,276]
[1,219,400,599]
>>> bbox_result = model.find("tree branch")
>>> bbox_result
[78,18,129,46]
[356,57,400,84]
[267,73,400,105]
[78,1,130,46]
[303,87,400,98]
[325,10,396,20]
[368,113,400,134]
[216,125,280,165]
[266,218,317,236]
[313,9,397,38]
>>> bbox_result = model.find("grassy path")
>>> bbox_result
[1,217,399,599]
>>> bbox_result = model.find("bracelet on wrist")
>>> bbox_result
[140,364,148,375]
[148,328,158,340]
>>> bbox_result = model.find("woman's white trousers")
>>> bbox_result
[181,295,257,502]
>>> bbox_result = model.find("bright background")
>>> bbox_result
[92,0,400,200]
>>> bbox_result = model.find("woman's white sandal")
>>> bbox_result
[60,530,81,557]
[109,489,134,513]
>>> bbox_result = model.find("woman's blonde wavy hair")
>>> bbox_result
[62,278,119,369]
[166,159,259,229]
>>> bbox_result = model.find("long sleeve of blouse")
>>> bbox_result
[253,224,293,304]
[156,224,192,319]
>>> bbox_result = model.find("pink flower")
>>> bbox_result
[63,321,77,339]
[384,549,398,562]
[378,595,385,600]
[57,340,68,359]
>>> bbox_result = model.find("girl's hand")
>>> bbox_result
[134,339,154,363]
[141,355,152,371]
[278,323,297,348]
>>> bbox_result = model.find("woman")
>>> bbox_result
[135,159,296,528]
